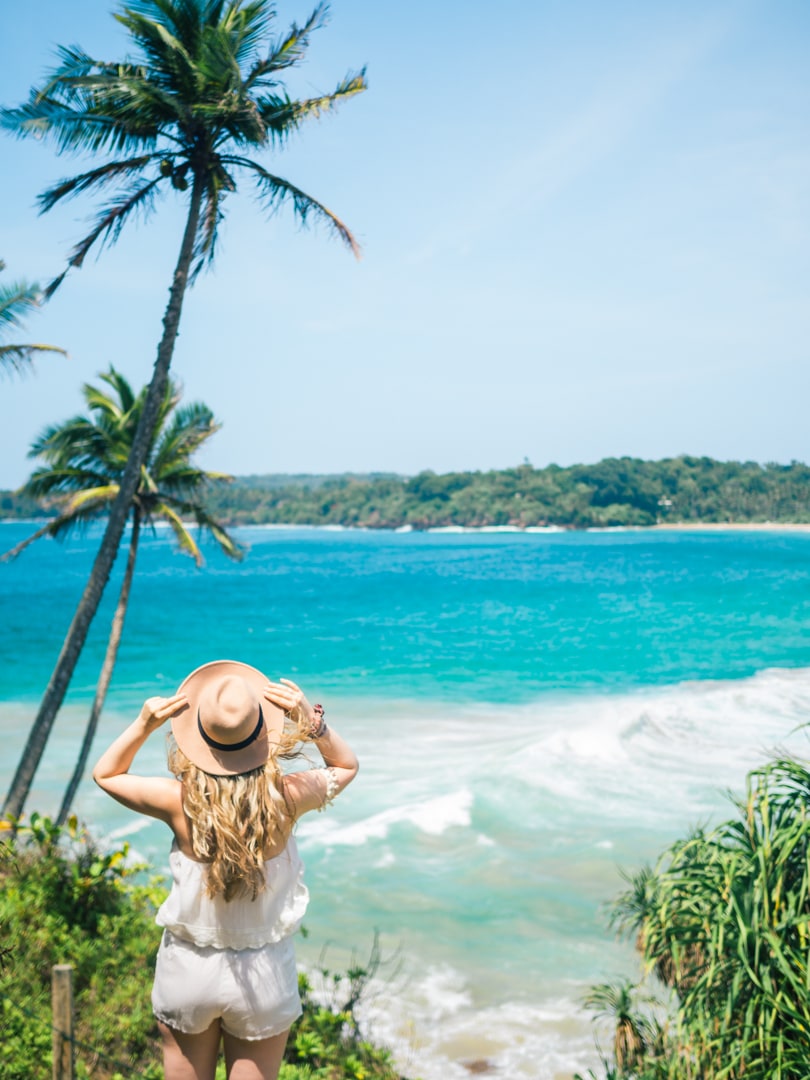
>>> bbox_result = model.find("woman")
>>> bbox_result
[93,659,359,1080]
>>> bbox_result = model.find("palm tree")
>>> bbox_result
[1,0,365,816]
[3,367,242,823]
[0,259,66,374]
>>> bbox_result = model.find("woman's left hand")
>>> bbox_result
[264,678,315,722]
[138,693,188,734]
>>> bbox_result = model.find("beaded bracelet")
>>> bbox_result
[309,704,327,739]
[317,766,339,811]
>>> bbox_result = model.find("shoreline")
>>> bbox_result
[3,518,810,534]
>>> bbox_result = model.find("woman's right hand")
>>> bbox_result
[264,678,315,723]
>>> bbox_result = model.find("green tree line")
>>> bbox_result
[4,456,809,529]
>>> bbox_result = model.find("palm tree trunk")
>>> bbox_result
[56,511,141,826]
[2,174,204,819]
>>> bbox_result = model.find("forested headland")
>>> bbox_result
[2,456,809,530]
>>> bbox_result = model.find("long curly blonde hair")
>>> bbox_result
[167,706,312,901]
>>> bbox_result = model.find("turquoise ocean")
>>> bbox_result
[3,524,810,1079]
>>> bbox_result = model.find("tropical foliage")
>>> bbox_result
[0,815,408,1080]
[2,368,241,822]
[577,757,810,1079]
[6,455,803,529]
[0,0,365,819]
[0,259,65,374]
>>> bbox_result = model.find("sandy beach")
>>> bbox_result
[649,521,810,531]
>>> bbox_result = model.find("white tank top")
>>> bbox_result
[155,836,309,950]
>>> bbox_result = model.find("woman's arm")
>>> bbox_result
[264,679,359,816]
[92,694,187,823]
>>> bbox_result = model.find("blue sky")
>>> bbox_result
[1,0,809,487]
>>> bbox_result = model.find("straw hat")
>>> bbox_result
[172,660,284,776]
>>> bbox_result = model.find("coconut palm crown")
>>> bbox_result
[7,366,242,564]
[3,0,366,295]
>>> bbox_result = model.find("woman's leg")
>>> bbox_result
[159,1018,222,1080]
[222,1028,290,1080]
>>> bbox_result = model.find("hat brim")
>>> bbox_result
[172,660,284,776]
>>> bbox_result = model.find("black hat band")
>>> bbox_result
[197,705,265,752]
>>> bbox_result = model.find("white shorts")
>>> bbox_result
[152,931,302,1040]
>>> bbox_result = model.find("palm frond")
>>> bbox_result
[195,22,245,96]
[119,0,226,55]
[1,483,126,564]
[30,410,129,472]
[150,500,203,564]
[0,521,60,562]
[0,268,67,373]
[245,2,327,87]
[90,367,139,419]
[22,465,113,499]
[35,46,171,150]
[160,494,243,561]
[63,485,120,513]
[42,44,103,91]
[30,417,92,455]
[29,417,120,466]
[0,277,41,329]
[222,0,273,70]
[197,512,243,561]
[151,400,218,469]
[45,177,163,297]
[189,169,233,278]
[0,344,66,374]
[253,68,367,146]
[197,469,232,482]
[2,83,151,158]
[38,154,160,213]
[224,155,359,255]
[0,504,111,558]
[117,10,199,95]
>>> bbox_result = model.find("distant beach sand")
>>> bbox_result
[650,522,810,532]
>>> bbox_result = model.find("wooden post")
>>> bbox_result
[51,964,74,1080]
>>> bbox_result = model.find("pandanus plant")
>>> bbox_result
[582,757,810,1079]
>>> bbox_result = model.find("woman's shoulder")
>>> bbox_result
[282,766,337,816]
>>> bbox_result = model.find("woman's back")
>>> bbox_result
[156,836,309,950]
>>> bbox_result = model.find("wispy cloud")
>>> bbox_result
[404,5,743,267]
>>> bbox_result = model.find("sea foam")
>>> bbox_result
[300,788,474,847]
[350,963,600,1080]
[510,665,810,828]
